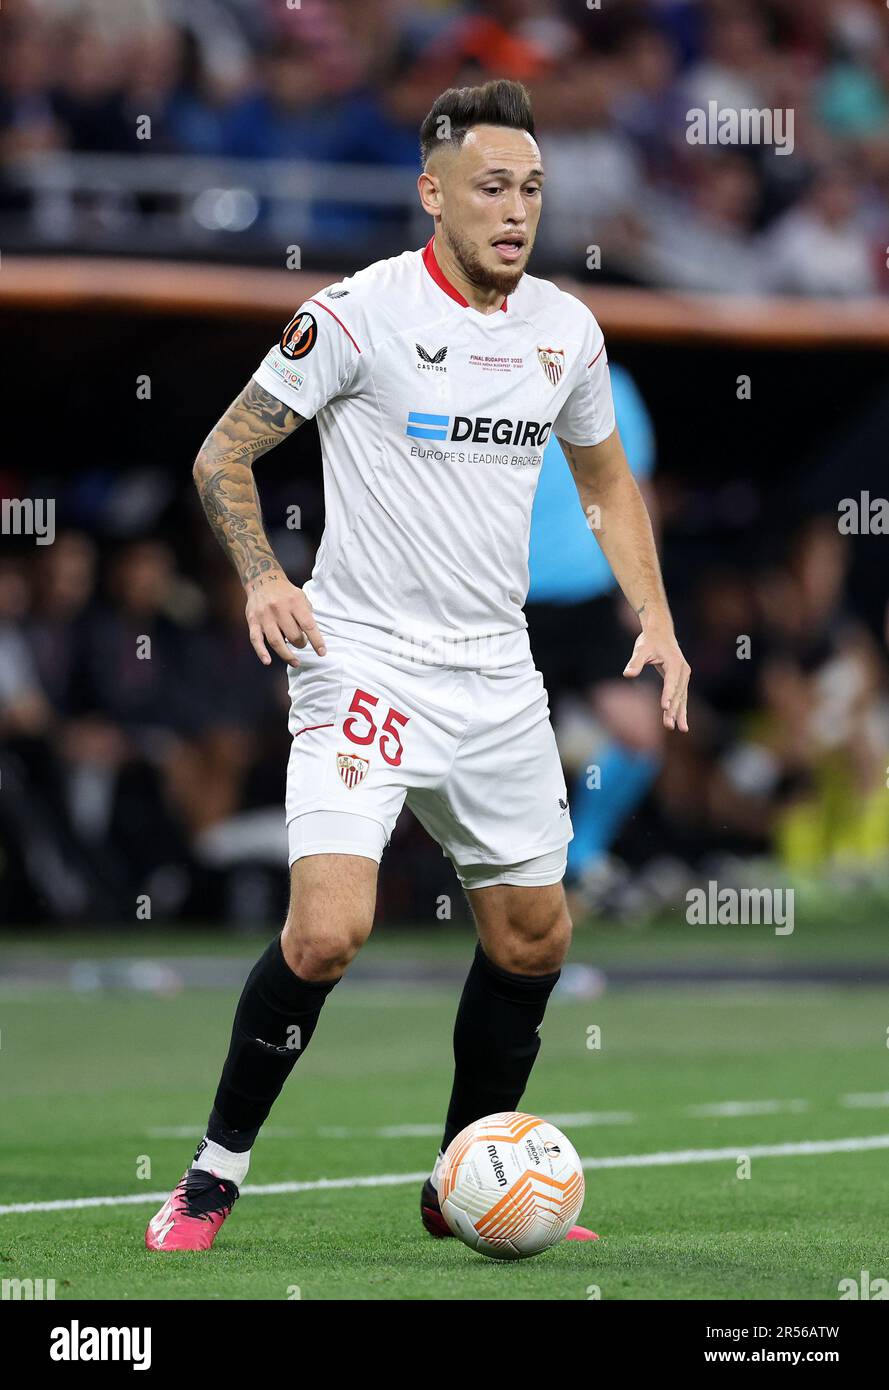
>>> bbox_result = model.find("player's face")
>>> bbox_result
[437,125,544,296]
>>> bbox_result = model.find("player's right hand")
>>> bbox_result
[244,570,326,667]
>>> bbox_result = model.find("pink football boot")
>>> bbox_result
[145,1168,239,1252]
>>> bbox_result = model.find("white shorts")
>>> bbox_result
[284,636,572,882]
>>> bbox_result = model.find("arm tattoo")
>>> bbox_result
[194,381,304,588]
[561,440,580,475]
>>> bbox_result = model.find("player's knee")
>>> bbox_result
[535,906,573,974]
[281,918,369,981]
[497,899,572,975]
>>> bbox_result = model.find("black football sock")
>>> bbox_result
[440,941,561,1153]
[206,933,340,1153]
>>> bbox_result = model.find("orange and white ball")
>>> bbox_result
[438,1112,585,1260]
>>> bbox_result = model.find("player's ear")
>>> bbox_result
[417,169,443,218]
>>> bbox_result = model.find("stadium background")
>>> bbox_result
[1,0,888,1305]
[1,0,886,929]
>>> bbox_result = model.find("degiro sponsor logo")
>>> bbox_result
[405,411,553,447]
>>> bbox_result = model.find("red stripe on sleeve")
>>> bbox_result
[586,340,606,369]
[308,298,362,354]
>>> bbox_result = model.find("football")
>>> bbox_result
[437,1112,585,1260]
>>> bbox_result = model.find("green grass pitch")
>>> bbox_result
[2,918,889,1300]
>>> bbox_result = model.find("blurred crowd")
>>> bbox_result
[2,0,889,293]
[0,532,291,923]
[632,516,889,910]
[1,477,886,926]
[2,0,888,924]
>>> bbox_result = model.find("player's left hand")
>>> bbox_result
[622,624,691,732]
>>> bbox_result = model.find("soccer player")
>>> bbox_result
[146,79,690,1252]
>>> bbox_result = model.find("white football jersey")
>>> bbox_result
[253,238,615,670]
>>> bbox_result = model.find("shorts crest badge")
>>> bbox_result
[337,751,369,789]
[537,346,565,386]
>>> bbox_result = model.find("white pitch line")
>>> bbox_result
[685,1099,811,1118]
[147,1126,299,1140]
[2,1134,887,1218]
[0,1172,431,1217]
[581,1135,889,1169]
[319,1112,636,1139]
[318,1124,440,1139]
[149,1112,636,1143]
[544,1111,636,1127]
[146,1097,884,1142]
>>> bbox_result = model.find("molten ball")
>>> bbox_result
[438,1111,585,1260]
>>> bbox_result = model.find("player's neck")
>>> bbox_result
[431,234,506,315]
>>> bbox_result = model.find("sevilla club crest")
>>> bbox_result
[537,346,565,386]
[337,751,369,789]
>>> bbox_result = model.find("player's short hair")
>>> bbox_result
[419,79,535,167]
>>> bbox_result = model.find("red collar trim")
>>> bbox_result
[422,237,508,313]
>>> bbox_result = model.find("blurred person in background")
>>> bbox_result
[268,0,442,99]
[175,566,290,838]
[386,0,576,128]
[0,558,52,743]
[762,162,879,296]
[220,35,395,244]
[50,19,136,153]
[526,364,663,907]
[613,22,691,185]
[532,54,646,271]
[621,151,764,292]
[68,539,202,912]
[25,531,97,721]
[814,0,889,156]
[120,20,232,156]
[220,36,351,162]
[682,518,889,877]
[0,554,110,922]
[683,5,783,116]
[0,7,66,162]
[668,567,772,860]
[751,519,889,870]
[301,0,441,170]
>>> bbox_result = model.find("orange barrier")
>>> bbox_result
[2,256,889,348]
